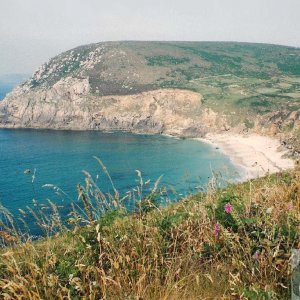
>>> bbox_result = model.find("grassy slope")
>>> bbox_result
[0,167,299,299]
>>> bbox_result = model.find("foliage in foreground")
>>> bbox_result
[0,166,299,299]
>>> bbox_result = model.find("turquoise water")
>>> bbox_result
[0,84,11,100]
[0,82,18,100]
[0,129,239,220]
[0,75,29,100]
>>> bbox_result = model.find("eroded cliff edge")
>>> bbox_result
[0,79,221,137]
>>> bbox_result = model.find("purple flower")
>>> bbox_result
[214,223,221,236]
[224,203,233,214]
[252,250,260,260]
[287,202,293,211]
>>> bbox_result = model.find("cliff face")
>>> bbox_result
[0,41,299,146]
[0,77,219,137]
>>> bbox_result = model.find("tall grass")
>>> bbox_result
[0,160,299,299]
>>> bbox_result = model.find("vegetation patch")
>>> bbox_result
[277,55,300,76]
[145,55,190,66]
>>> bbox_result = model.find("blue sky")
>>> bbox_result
[0,0,299,75]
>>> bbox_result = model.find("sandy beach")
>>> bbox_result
[197,133,295,180]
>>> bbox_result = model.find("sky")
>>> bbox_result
[0,0,299,76]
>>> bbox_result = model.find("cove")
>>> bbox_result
[0,129,240,227]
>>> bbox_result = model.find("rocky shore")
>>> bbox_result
[0,79,226,138]
[0,79,297,181]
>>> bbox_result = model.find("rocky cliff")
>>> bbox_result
[0,81,219,137]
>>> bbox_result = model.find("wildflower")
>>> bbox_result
[214,223,221,236]
[252,250,260,260]
[224,203,233,214]
[266,207,273,214]
[287,202,293,211]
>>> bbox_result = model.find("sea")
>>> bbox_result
[0,84,13,100]
[0,82,240,233]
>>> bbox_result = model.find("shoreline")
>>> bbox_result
[196,133,295,181]
[0,126,295,181]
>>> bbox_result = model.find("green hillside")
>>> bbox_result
[28,41,300,115]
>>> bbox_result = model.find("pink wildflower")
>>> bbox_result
[287,202,293,211]
[214,223,221,236]
[252,250,260,260]
[224,203,233,214]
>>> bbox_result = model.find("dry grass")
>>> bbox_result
[0,165,299,299]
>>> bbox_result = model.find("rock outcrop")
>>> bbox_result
[0,76,220,137]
